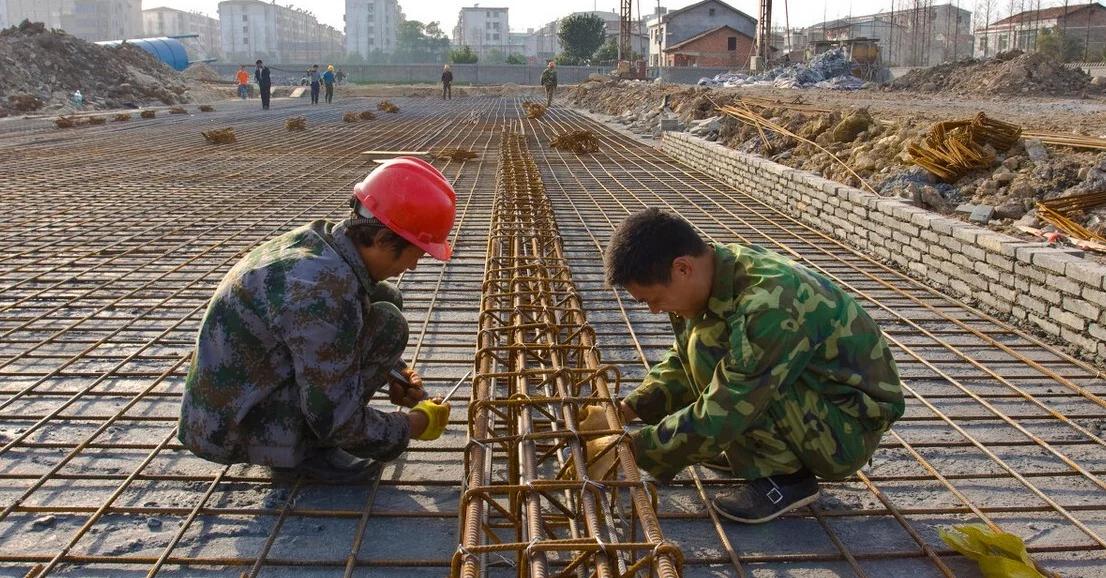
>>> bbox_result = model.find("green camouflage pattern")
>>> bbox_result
[178,220,411,468]
[626,243,904,481]
[540,68,557,88]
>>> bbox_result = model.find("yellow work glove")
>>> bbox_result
[585,434,621,480]
[411,399,450,441]
[577,404,610,432]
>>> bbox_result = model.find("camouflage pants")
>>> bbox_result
[720,383,887,481]
[545,85,555,107]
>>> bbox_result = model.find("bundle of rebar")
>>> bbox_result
[168,106,187,115]
[522,100,547,119]
[198,105,215,112]
[86,116,105,125]
[907,113,1022,182]
[201,128,236,144]
[550,129,601,154]
[53,116,79,129]
[454,130,680,577]
[1037,191,1106,247]
[140,110,156,119]
[428,147,478,161]
[113,113,131,122]
[285,116,307,131]
[377,100,399,113]
[342,112,359,123]
[359,110,377,120]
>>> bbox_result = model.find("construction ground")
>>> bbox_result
[1,86,1106,578]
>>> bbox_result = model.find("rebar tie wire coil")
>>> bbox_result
[453,130,681,578]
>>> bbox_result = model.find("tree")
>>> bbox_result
[592,37,618,64]
[449,45,478,64]
[1036,27,1084,62]
[558,13,606,63]
[394,20,450,63]
[505,53,527,65]
[485,48,506,64]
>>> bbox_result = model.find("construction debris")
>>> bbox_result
[168,106,187,114]
[140,110,156,119]
[699,47,882,90]
[1037,191,1106,251]
[198,104,215,112]
[343,112,359,123]
[53,116,79,128]
[940,525,1057,578]
[358,110,377,120]
[113,113,131,122]
[429,147,479,161]
[201,128,236,144]
[6,94,42,112]
[892,49,1096,97]
[377,100,399,113]
[522,100,546,119]
[285,116,307,131]
[86,115,105,125]
[907,113,1022,182]
[550,129,600,154]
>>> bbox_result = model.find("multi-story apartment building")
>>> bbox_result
[345,0,403,58]
[452,6,509,59]
[143,7,222,59]
[219,0,344,64]
[2,0,142,41]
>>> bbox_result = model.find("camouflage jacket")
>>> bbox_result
[178,220,410,468]
[541,68,557,87]
[625,243,905,480]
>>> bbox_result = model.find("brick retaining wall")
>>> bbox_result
[662,131,1106,360]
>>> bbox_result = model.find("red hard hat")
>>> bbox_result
[352,157,456,261]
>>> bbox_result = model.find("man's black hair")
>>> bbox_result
[346,214,413,258]
[604,208,708,287]
[256,59,263,65]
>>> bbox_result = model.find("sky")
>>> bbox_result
[142,0,940,33]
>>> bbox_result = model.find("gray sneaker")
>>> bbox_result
[712,472,820,524]
[272,448,383,484]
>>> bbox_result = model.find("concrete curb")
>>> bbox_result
[661,130,1106,360]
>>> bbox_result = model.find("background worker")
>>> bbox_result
[235,65,250,99]
[600,209,905,523]
[178,157,457,483]
[308,64,321,104]
[541,60,557,107]
[254,59,271,110]
[441,64,453,100]
[323,65,337,103]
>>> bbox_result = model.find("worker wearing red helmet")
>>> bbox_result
[178,157,456,482]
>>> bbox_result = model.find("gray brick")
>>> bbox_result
[974,231,1013,253]
[1016,294,1049,316]
[1032,251,1074,275]
[961,244,986,261]
[1062,299,1100,323]
[929,269,950,286]
[984,252,1014,273]
[1029,283,1062,305]
[1046,273,1082,296]
[1061,326,1097,351]
[1028,313,1061,335]
[1084,287,1106,309]
[1013,262,1047,283]
[1051,307,1087,331]
[976,261,1004,281]
[1064,259,1106,289]
[990,283,1017,303]
[949,278,971,296]
[951,227,979,244]
[1090,323,1106,341]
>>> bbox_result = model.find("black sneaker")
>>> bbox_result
[712,471,820,524]
[700,453,734,473]
[272,448,383,484]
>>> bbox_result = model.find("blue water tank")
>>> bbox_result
[95,37,190,72]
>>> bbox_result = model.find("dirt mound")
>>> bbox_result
[0,20,209,115]
[181,62,223,83]
[891,50,1094,96]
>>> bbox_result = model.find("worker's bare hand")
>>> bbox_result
[388,367,427,408]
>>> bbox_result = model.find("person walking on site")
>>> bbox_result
[255,59,271,110]
[441,64,453,100]
[235,65,250,100]
[308,64,322,105]
[540,60,557,107]
[323,65,336,104]
[178,157,457,482]
[593,209,904,524]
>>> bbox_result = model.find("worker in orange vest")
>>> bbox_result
[235,65,250,99]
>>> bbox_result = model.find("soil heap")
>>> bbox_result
[891,50,1095,97]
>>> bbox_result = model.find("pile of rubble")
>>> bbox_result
[0,20,209,116]
[570,80,1106,241]
[697,48,880,90]
[891,49,1098,96]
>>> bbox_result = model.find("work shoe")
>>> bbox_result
[700,453,734,473]
[712,471,820,524]
[272,448,383,484]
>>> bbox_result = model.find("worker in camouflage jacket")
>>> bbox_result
[540,60,557,107]
[179,157,457,483]
[601,209,904,524]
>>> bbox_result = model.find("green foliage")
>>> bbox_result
[939,524,1055,578]
[505,53,527,65]
[449,45,478,64]
[394,20,450,63]
[558,13,606,63]
[591,38,642,64]
[1036,27,1084,62]
[485,48,505,64]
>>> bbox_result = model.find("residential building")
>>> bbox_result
[646,0,757,67]
[219,0,344,64]
[975,2,1106,61]
[345,0,403,59]
[521,10,648,62]
[2,0,142,41]
[143,7,222,59]
[806,3,972,67]
[452,6,508,59]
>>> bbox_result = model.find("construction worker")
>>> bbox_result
[178,157,456,483]
[323,65,336,103]
[541,60,557,107]
[255,59,271,110]
[600,209,904,523]
[235,65,250,99]
[308,64,321,104]
[441,64,453,100]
